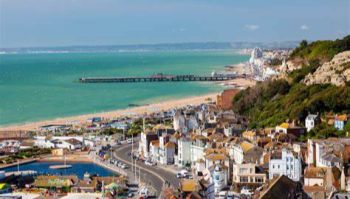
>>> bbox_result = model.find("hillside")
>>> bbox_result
[232,35,350,134]
[290,35,350,64]
[304,51,350,86]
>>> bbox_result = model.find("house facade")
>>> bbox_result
[269,148,302,181]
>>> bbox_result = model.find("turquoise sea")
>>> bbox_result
[0,50,248,126]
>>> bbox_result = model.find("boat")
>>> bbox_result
[49,155,72,169]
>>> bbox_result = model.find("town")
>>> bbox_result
[0,35,350,199]
[0,88,349,199]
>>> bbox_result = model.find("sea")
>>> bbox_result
[3,161,117,179]
[0,50,249,126]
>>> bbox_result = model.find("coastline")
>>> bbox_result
[0,93,219,131]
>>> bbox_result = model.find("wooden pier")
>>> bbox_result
[79,74,239,83]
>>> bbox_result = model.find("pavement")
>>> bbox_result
[113,142,180,197]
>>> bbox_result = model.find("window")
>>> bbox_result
[287,165,289,170]
[240,177,248,183]
[273,165,275,169]
[256,177,264,183]
[278,165,280,169]
[291,165,293,169]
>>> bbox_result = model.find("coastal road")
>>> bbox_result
[113,143,180,195]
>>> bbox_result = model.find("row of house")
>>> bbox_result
[34,136,94,150]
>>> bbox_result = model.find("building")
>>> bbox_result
[275,122,306,138]
[212,164,228,193]
[139,130,158,159]
[305,113,320,132]
[232,141,263,164]
[334,114,348,130]
[159,142,176,165]
[304,167,327,187]
[268,148,302,181]
[149,140,160,163]
[307,138,350,168]
[232,163,266,186]
[177,137,192,167]
[190,135,208,163]
[173,110,187,133]
[216,89,240,110]
[51,138,82,150]
[158,133,176,164]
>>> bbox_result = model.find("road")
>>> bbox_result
[113,142,180,196]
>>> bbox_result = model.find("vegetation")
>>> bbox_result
[232,35,350,136]
[290,35,350,63]
[1,147,51,164]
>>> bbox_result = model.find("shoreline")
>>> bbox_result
[0,92,220,131]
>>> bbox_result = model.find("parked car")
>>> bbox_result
[145,160,156,166]
[176,173,182,178]
[176,170,188,178]
[121,164,128,169]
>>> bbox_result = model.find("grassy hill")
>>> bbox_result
[290,35,350,64]
[232,35,350,139]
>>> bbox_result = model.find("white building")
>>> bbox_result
[149,140,160,163]
[51,138,82,150]
[269,148,302,181]
[138,130,158,159]
[307,138,348,168]
[305,113,319,132]
[190,136,208,163]
[177,137,192,167]
[34,136,87,150]
[212,164,228,193]
[173,111,186,133]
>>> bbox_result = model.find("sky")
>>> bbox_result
[0,0,349,48]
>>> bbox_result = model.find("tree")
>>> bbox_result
[300,40,308,49]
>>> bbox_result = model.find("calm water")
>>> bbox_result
[2,161,117,179]
[0,50,248,125]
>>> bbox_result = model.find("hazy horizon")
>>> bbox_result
[1,0,349,48]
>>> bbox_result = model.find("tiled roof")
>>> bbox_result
[278,122,290,129]
[181,179,198,192]
[335,114,348,121]
[240,141,254,153]
[205,153,226,161]
[243,131,256,137]
[304,167,327,178]
[150,140,160,147]
[259,175,300,199]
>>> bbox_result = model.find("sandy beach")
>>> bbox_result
[0,52,256,134]
[0,93,218,131]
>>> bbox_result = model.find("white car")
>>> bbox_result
[240,187,253,196]
[121,164,128,169]
[145,160,156,166]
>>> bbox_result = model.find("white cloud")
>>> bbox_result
[245,24,259,31]
[301,25,309,30]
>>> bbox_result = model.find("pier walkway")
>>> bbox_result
[79,74,241,83]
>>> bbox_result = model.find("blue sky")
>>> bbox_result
[0,0,349,48]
